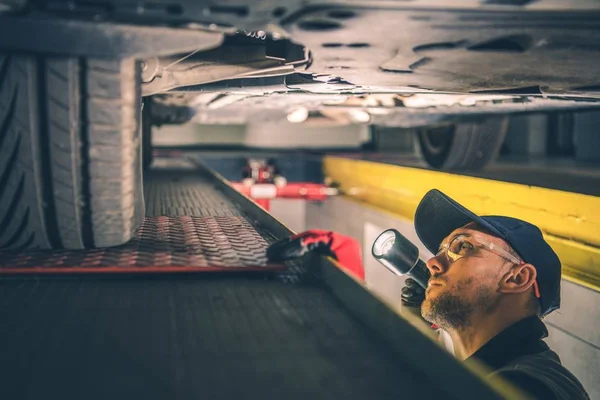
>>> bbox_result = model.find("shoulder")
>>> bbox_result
[492,369,558,400]
[490,351,589,400]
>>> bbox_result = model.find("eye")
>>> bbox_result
[458,241,474,254]
[449,237,474,255]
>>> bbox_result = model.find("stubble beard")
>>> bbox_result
[421,278,499,331]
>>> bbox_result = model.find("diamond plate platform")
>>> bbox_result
[144,170,243,217]
[0,216,281,273]
[0,168,282,274]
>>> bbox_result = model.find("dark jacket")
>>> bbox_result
[467,316,589,399]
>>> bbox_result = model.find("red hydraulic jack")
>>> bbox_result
[232,158,338,211]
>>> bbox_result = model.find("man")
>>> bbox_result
[401,189,589,399]
[267,189,589,399]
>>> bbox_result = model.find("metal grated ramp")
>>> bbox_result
[144,170,244,217]
[0,169,281,274]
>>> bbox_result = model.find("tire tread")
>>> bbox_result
[0,53,143,250]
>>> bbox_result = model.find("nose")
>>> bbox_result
[426,254,447,276]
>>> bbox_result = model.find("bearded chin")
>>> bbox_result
[421,285,498,331]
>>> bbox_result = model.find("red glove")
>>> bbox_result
[267,230,364,280]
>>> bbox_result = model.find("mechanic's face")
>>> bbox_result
[421,223,511,331]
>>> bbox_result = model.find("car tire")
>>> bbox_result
[417,117,509,171]
[0,53,144,250]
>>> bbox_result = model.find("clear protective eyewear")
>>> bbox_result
[436,234,540,298]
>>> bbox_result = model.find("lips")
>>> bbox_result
[428,280,444,287]
[426,280,444,296]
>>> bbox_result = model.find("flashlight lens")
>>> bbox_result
[373,231,396,257]
[381,237,394,254]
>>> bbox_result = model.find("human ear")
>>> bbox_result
[499,263,537,294]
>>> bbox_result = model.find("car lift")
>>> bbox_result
[231,181,337,211]
[232,158,338,211]
[0,157,516,400]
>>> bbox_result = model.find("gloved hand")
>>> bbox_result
[401,277,426,308]
[267,230,364,280]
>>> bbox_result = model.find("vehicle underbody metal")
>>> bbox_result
[141,34,310,96]
[0,14,224,58]
[2,1,600,123]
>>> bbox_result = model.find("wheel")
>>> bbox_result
[0,53,144,250]
[417,117,509,171]
[142,96,153,170]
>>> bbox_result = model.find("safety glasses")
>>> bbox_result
[436,234,540,298]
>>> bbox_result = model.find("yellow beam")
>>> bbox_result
[324,156,600,290]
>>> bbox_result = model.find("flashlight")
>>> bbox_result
[371,229,431,289]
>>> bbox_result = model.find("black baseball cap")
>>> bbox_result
[414,189,561,316]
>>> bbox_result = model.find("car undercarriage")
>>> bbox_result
[1,0,599,250]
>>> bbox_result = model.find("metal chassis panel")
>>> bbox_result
[0,14,224,58]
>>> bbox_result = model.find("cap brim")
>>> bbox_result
[415,189,504,254]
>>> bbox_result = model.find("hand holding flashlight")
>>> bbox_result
[372,229,439,327]
[401,278,426,307]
